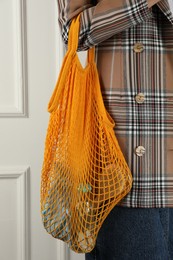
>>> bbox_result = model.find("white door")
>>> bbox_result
[0,0,85,259]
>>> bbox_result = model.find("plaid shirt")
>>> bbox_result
[57,0,173,208]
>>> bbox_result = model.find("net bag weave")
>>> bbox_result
[40,14,133,253]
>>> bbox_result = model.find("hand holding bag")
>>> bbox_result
[40,14,133,253]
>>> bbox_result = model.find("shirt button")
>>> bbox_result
[135,146,145,157]
[133,42,144,53]
[135,93,145,104]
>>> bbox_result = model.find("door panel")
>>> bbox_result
[0,0,86,259]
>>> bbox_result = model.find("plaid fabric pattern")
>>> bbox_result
[57,0,173,207]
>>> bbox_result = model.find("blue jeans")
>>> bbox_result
[85,206,173,260]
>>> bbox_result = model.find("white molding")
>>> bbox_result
[57,242,70,260]
[55,1,69,259]
[0,166,30,260]
[55,0,64,75]
[0,0,28,117]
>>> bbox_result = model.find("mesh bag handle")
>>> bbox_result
[48,14,114,127]
[47,14,95,113]
[40,13,133,253]
[67,14,95,64]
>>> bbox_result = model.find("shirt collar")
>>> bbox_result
[157,0,173,25]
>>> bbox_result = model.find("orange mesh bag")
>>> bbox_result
[40,14,133,253]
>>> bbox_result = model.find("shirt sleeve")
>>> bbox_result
[57,0,153,51]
